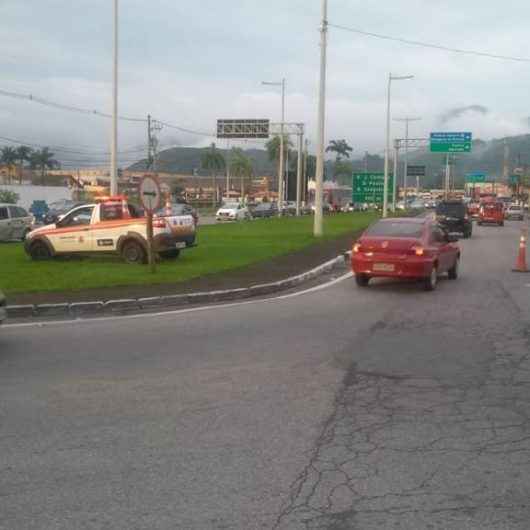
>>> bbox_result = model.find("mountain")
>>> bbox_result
[405,134,530,189]
[128,146,277,176]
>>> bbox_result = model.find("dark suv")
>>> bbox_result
[435,200,472,239]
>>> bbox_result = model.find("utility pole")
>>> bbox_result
[314,0,328,237]
[262,78,286,214]
[383,73,414,218]
[147,114,153,169]
[110,0,119,195]
[225,139,230,199]
[296,125,304,216]
[445,154,450,198]
[393,117,421,204]
[392,140,399,211]
[303,139,309,205]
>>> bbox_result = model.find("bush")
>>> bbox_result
[0,189,19,204]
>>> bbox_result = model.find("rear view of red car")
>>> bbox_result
[478,201,504,226]
[351,218,460,291]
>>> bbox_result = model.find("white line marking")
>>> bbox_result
[3,272,353,330]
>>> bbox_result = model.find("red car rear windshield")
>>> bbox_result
[365,221,424,238]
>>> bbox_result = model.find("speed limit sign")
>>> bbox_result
[139,175,161,213]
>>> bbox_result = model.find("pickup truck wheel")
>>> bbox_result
[29,240,52,260]
[121,240,146,264]
[159,249,180,259]
[448,258,459,280]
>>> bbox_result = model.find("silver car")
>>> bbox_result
[0,203,33,241]
[0,290,6,325]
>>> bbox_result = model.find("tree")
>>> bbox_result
[266,135,293,193]
[0,189,19,204]
[30,147,59,185]
[1,146,17,183]
[15,145,32,184]
[326,139,353,162]
[201,143,225,206]
[230,148,253,200]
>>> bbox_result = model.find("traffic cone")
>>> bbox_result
[513,231,529,273]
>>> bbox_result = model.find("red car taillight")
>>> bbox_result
[407,245,424,256]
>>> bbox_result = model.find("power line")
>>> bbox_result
[328,23,530,63]
[0,88,217,138]
[0,89,147,122]
[0,134,147,155]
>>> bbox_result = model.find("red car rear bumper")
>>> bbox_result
[351,254,434,279]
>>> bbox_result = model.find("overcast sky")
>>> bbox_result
[2,0,530,166]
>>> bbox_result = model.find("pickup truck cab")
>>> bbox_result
[25,196,196,264]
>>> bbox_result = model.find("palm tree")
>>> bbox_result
[201,143,225,206]
[266,134,292,193]
[326,139,353,162]
[15,145,32,184]
[1,146,18,183]
[230,148,253,201]
[30,147,59,185]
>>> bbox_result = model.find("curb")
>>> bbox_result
[7,254,349,321]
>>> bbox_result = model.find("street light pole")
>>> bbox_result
[314,0,328,237]
[262,78,286,215]
[393,117,421,204]
[383,74,414,218]
[110,0,119,196]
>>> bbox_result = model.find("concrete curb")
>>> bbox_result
[7,254,349,321]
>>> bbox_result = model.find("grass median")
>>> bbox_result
[0,212,379,296]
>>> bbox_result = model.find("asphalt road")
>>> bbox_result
[2,220,530,529]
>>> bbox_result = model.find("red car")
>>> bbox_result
[351,217,460,291]
[478,201,504,226]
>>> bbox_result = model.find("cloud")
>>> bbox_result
[438,105,489,125]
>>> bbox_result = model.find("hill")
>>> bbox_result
[128,146,277,176]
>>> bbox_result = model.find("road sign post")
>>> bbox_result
[139,175,162,273]
[352,172,394,205]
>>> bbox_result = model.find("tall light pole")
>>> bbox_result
[262,79,286,213]
[383,73,414,218]
[393,116,421,203]
[110,0,119,196]
[314,0,328,237]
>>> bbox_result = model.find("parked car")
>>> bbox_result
[478,201,505,226]
[25,196,196,263]
[156,202,199,227]
[251,202,278,218]
[436,200,473,238]
[0,203,34,242]
[351,217,460,291]
[0,289,6,326]
[216,201,252,222]
[43,199,85,225]
[505,204,525,221]
[310,202,332,214]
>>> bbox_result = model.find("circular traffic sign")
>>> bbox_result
[139,175,161,213]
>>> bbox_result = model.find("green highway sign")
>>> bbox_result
[352,172,394,204]
[466,172,486,184]
[430,132,472,153]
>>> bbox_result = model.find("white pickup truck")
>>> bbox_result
[25,196,196,264]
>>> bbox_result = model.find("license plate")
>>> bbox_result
[373,263,395,272]
[175,242,186,249]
